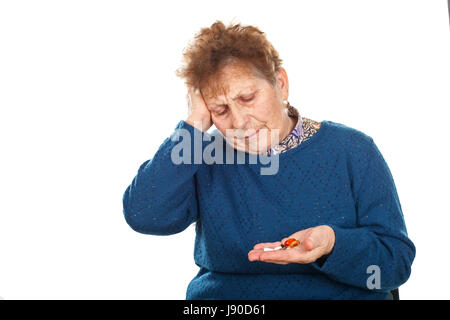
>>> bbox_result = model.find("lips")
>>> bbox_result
[245,129,260,139]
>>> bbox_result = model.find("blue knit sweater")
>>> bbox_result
[122,119,415,300]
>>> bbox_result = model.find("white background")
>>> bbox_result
[0,0,449,299]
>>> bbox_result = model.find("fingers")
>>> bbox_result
[262,260,289,265]
[249,226,332,265]
[248,243,319,264]
[187,85,210,112]
[186,86,198,102]
[253,241,282,250]
[187,86,201,98]
[253,232,309,251]
[248,247,296,264]
[186,88,194,109]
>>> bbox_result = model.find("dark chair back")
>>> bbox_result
[391,288,399,300]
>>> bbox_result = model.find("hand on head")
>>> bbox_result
[185,86,213,133]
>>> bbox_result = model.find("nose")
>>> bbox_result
[230,107,249,130]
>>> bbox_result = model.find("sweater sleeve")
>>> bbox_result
[122,120,210,235]
[310,138,416,292]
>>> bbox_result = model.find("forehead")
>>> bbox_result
[201,62,265,100]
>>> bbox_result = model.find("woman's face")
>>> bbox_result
[201,62,294,154]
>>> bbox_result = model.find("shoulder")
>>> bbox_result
[321,120,375,153]
[320,121,386,194]
[318,120,380,177]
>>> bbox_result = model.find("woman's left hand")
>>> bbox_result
[248,225,335,265]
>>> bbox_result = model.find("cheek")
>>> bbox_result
[252,101,281,125]
[211,117,229,134]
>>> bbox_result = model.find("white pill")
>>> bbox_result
[263,246,283,251]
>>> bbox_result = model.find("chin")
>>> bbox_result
[224,134,271,155]
[244,142,271,155]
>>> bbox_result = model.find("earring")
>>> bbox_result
[284,100,298,118]
[283,100,292,111]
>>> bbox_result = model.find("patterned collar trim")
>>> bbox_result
[266,105,321,156]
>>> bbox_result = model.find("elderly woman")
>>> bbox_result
[122,21,415,300]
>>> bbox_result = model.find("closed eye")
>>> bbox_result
[216,108,228,116]
[241,96,254,102]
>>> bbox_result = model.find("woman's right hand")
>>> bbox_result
[185,86,213,132]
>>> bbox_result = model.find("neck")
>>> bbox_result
[279,115,297,142]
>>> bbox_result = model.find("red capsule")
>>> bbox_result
[284,238,300,248]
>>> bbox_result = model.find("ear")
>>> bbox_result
[275,67,289,101]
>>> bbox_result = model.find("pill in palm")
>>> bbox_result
[284,238,301,248]
[263,246,283,251]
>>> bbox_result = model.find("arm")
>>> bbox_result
[122,120,210,235]
[310,138,416,291]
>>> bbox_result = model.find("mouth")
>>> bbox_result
[245,129,261,140]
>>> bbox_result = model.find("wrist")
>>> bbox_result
[185,116,211,133]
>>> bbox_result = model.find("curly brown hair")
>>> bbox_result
[175,20,283,99]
